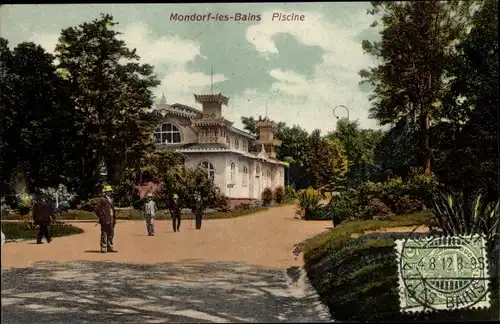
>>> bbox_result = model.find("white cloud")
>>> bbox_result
[28,32,59,53]
[238,9,382,132]
[28,22,227,109]
[119,23,207,68]
[118,23,227,105]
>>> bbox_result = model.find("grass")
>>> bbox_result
[2,207,270,221]
[300,210,433,264]
[1,221,84,241]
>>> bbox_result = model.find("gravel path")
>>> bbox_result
[1,205,333,323]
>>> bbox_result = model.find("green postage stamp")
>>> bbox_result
[395,235,491,313]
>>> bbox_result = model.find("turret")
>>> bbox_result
[255,117,281,159]
[191,93,232,144]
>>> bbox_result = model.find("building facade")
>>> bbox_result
[152,93,287,206]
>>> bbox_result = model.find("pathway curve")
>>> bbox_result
[1,205,333,323]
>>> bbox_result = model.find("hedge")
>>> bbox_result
[301,212,499,321]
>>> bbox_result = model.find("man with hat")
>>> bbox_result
[143,193,157,236]
[94,185,117,253]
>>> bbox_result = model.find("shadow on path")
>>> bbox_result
[1,261,328,323]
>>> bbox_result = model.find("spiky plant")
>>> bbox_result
[426,189,499,243]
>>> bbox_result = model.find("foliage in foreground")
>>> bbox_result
[301,211,498,321]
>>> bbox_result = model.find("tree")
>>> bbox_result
[0,38,76,195]
[157,166,218,216]
[54,13,160,198]
[373,118,419,181]
[304,130,348,190]
[360,1,476,175]
[441,0,499,196]
[327,118,384,186]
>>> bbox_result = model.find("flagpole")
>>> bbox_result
[211,64,214,94]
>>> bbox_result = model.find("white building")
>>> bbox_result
[152,93,287,207]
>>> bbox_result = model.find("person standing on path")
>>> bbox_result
[194,192,203,230]
[32,192,55,244]
[171,193,181,232]
[95,185,117,253]
[144,193,156,236]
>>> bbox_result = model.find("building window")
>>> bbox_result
[198,161,215,181]
[271,169,276,181]
[267,170,271,186]
[235,139,239,150]
[226,136,231,147]
[242,166,248,186]
[230,162,236,184]
[154,123,181,144]
[255,165,260,178]
[242,141,248,152]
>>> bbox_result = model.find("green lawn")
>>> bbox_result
[1,221,84,241]
[2,207,270,221]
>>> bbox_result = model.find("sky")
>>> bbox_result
[0,3,383,133]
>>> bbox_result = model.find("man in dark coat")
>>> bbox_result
[94,185,117,253]
[32,192,55,244]
[171,193,181,232]
[194,192,203,230]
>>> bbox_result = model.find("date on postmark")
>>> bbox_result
[395,235,491,313]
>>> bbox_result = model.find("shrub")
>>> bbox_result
[213,192,230,212]
[363,197,392,220]
[392,195,425,215]
[261,187,273,206]
[76,197,99,212]
[297,188,323,220]
[233,203,252,212]
[274,186,285,204]
[325,189,364,225]
[59,210,96,220]
[285,185,297,201]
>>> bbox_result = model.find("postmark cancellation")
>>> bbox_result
[395,235,491,313]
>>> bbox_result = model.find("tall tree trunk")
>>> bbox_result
[421,113,431,175]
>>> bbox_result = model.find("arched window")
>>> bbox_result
[230,162,236,184]
[154,123,181,144]
[235,139,240,149]
[199,161,215,180]
[226,136,231,147]
[242,141,248,152]
[255,165,260,178]
[242,166,248,186]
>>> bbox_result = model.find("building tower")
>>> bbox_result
[191,93,233,144]
[255,117,282,159]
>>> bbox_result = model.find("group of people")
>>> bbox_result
[94,186,204,253]
[9,185,204,253]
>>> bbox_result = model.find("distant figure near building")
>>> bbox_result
[171,194,181,233]
[144,193,156,236]
[32,192,55,244]
[194,191,203,230]
[1,231,5,247]
[95,185,117,253]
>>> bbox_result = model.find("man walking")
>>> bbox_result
[32,192,55,244]
[144,193,156,236]
[171,193,181,232]
[95,185,117,253]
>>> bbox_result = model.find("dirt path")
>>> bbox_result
[1,205,331,269]
[1,206,333,323]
